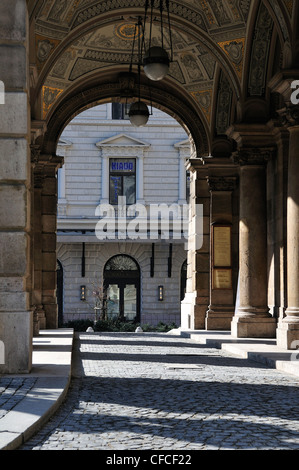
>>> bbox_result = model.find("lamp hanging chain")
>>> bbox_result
[149,0,154,53]
[166,0,173,61]
[137,18,142,106]
[160,0,164,51]
[129,22,138,74]
[142,0,149,58]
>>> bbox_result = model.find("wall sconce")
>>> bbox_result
[158,285,164,301]
[80,285,86,301]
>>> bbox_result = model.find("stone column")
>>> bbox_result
[41,156,63,329]
[277,109,299,348]
[267,124,289,321]
[31,151,47,334]
[136,155,144,203]
[178,154,187,204]
[181,160,210,330]
[232,149,276,338]
[0,0,33,373]
[205,176,236,330]
[101,154,109,204]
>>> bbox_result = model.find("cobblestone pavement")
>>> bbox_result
[19,332,299,451]
[0,378,38,421]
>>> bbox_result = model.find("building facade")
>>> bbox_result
[56,104,190,326]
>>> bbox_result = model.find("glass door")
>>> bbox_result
[105,281,138,322]
[104,255,140,322]
[106,284,120,320]
[123,283,137,321]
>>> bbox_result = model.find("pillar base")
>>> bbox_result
[231,315,277,338]
[276,319,299,349]
[205,306,234,330]
[0,311,33,374]
[181,292,207,330]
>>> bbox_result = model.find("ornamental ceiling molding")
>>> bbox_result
[40,80,210,157]
[267,0,290,42]
[283,0,293,16]
[215,71,233,136]
[33,1,245,103]
[71,0,208,31]
[247,2,274,97]
[218,37,245,81]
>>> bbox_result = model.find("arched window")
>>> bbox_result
[105,255,139,272]
[104,255,140,322]
[180,260,187,301]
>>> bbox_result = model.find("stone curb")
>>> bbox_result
[0,329,74,451]
[170,329,299,379]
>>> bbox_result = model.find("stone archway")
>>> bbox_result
[1,0,299,374]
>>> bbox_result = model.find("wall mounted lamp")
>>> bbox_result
[158,285,164,301]
[80,285,86,301]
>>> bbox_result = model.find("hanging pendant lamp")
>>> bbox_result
[127,17,152,127]
[129,100,150,127]
[143,0,173,81]
[143,46,170,81]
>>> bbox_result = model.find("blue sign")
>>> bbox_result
[111,160,134,172]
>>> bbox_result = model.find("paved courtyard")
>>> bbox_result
[19,332,299,451]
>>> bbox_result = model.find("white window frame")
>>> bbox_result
[96,138,149,205]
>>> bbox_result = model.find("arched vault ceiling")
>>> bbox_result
[30,0,294,138]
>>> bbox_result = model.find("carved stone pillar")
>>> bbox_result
[41,156,63,329]
[181,159,210,330]
[277,106,299,348]
[232,148,276,338]
[206,176,236,330]
[31,149,46,334]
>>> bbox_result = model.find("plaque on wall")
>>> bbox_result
[212,225,231,267]
[212,224,232,289]
[213,268,232,290]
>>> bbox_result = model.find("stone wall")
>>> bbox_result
[0,0,32,373]
[57,241,186,327]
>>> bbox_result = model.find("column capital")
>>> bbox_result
[268,69,299,103]
[277,104,299,128]
[31,145,41,166]
[32,151,64,188]
[187,158,204,172]
[206,176,237,192]
[232,147,276,166]
[31,146,64,169]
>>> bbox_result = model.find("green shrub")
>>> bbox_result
[63,319,94,332]
[63,318,177,333]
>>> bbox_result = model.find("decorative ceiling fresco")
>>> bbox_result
[28,0,294,143]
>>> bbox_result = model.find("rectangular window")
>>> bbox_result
[109,158,136,205]
[112,103,130,120]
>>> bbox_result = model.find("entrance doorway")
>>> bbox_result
[104,255,140,322]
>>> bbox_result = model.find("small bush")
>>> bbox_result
[63,318,177,333]
[63,319,94,332]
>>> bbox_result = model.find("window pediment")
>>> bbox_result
[96,134,150,158]
[96,133,150,148]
